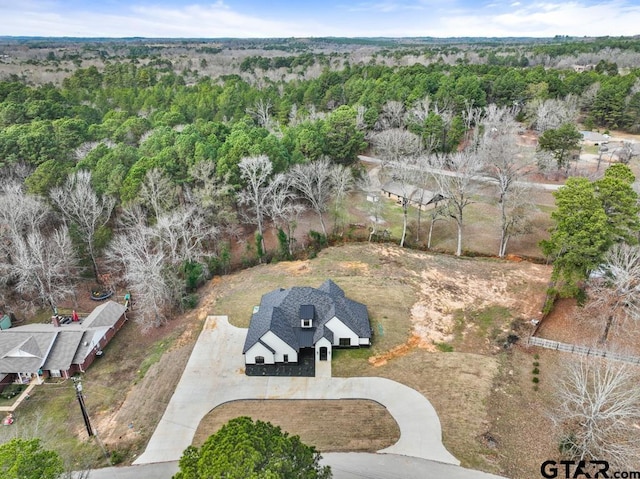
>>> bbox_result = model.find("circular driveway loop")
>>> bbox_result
[134,316,503,478]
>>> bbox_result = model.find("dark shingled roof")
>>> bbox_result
[243,279,370,354]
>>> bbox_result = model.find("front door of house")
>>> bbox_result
[319,346,328,361]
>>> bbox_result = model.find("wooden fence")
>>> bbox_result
[527,336,640,365]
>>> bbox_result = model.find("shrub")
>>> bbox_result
[532,367,540,375]
[558,433,580,457]
[434,342,454,352]
[110,449,125,465]
[0,384,25,400]
[181,293,199,310]
[532,376,539,383]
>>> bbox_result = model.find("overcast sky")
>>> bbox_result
[1,0,640,38]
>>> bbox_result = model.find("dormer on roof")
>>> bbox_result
[299,304,314,328]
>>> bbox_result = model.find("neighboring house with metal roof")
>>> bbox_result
[0,301,127,388]
[381,181,445,209]
[242,280,371,371]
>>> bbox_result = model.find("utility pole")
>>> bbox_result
[72,377,112,464]
[72,377,93,437]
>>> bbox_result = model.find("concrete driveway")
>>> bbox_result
[134,316,506,478]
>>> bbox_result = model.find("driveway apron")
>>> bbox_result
[134,315,459,466]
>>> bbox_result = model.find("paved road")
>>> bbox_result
[134,316,458,466]
[359,155,563,191]
[87,454,506,479]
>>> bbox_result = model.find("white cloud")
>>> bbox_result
[0,0,639,38]
[347,1,425,13]
[0,0,322,38]
[435,1,640,37]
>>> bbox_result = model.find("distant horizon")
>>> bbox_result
[0,34,605,41]
[2,1,640,39]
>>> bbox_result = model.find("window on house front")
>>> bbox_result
[301,319,312,328]
[283,354,289,363]
[255,356,265,364]
[339,338,351,346]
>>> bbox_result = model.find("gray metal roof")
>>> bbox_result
[580,131,609,142]
[381,181,438,206]
[243,280,370,354]
[296,328,316,348]
[299,304,314,320]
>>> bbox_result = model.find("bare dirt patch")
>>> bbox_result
[194,400,400,453]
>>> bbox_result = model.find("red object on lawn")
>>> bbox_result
[72,310,79,322]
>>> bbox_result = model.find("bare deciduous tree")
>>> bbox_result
[267,173,305,257]
[376,100,405,130]
[246,98,274,130]
[10,227,76,312]
[586,243,640,343]
[553,356,640,469]
[616,141,639,165]
[109,199,215,331]
[288,103,300,127]
[355,104,368,131]
[579,82,600,112]
[530,96,579,132]
[50,171,115,282]
[187,160,237,229]
[407,96,432,124]
[386,158,420,248]
[0,182,49,240]
[479,105,533,257]
[288,157,336,236]
[426,200,447,250]
[329,164,354,235]
[138,168,177,220]
[152,206,216,265]
[107,226,171,330]
[370,128,422,169]
[461,100,484,131]
[497,184,535,258]
[238,155,274,255]
[358,172,385,242]
[432,151,485,256]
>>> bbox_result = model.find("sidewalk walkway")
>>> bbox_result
[135,315,458,466]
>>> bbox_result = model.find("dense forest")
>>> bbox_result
[1,36,640,328]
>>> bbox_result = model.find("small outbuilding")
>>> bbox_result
[381,181,445,209]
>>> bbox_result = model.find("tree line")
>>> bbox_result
[0,54,639,329]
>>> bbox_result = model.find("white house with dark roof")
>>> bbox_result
[242,280,371,368]
[0,301,127,387]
